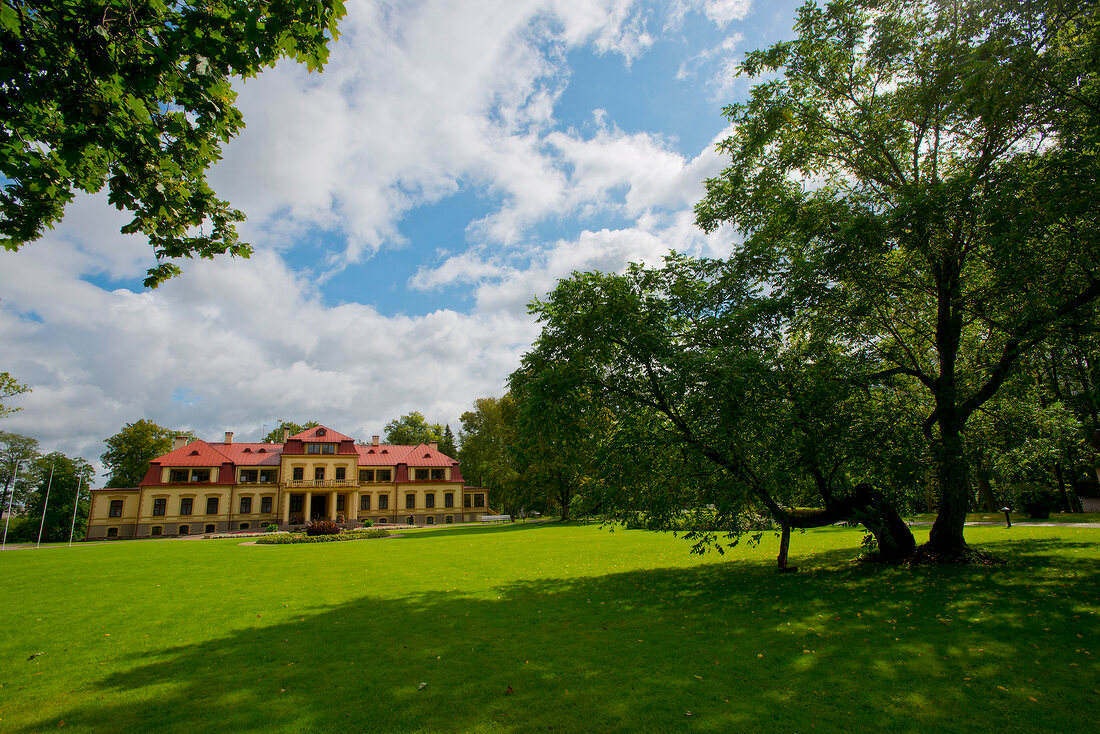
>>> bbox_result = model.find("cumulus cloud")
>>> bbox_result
[0,0,765,480]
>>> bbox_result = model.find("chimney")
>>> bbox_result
[372,435,380,447]
[173,435,188,451]
[224,431,233,445]
[282,429,290,443]
[428,441,438,451]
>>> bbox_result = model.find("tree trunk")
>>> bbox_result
[975,452,997,512]
[1053,462,1073,513]
[777,522,797,572]
[928,426,970,556]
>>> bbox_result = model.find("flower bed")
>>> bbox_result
[255,528,391,545]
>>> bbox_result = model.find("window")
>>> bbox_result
[360,495,371,510]
[191,469,210,482]
[180,497,193,515]
[336,495,345,511]
[240,496,252,514]
[405,493,415,509]
[151,526,163,536]
[335,467,346,481]
[307,443,336,454]
[239,469,258,483]
[425,493,435,509]
[258,469,277,483]
[292,467,304,481]
[109,499,123,517]
[152,498,166,516]
[474,494,484,507]
[290,495,303,512]
[426,516,435,525]
[445,515,453,524]
[359,469,373,482]
[377,469,391,482]
[314,467,325,481]
[415,468,429,480]
[464,494,471,508]
[179,525,190,535]
[107,527,119,537]
[261,496,273,514]
[431,468,445,480]
[206,497,219,515]
[169,469,188,482]
[445,493,454,508]
[378,495,389,510]
[239,523,249,530]
[205,524,215,533]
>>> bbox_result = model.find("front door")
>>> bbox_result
[310,495,327,520]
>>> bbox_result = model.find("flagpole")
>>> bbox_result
[1,461,19,550]
[69,475,83,546]
[36,463,54,549]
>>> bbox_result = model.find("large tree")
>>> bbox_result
[262,419,318,443]
[0,430,40,516]
[519,257,918,565]
[458,395,523,515]
[101,419,192,488]
[1,1,346,287]
[383,412,444,447]
[695,0,1100,557]
[12,451,94,543]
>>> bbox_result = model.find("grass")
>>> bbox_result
[0,522,1096,733]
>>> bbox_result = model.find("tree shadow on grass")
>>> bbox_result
[17,540,1098,734]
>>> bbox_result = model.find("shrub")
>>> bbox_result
[305,520,340,536]
[360,519,373,528]
[263,523,280,533]
[1017,484,1059,519]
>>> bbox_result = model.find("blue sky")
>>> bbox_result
[0,0,803,477]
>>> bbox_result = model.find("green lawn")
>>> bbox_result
[0,523,1096,733]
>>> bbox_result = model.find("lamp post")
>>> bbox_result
[1001,506,1012,528]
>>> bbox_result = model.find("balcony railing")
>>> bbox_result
[283,479,359,489]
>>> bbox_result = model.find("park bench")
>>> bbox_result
[480,514,511,523]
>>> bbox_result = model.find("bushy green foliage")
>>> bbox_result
[360,519,373,528]
[305,520,340,536]
[1015,484,1060,520]
[263,523,280,533]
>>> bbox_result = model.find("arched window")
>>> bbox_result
[239,523,250,530]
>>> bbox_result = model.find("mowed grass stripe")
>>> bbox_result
[0,523,1096,733]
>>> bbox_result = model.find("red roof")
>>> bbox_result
[153,440,231,467]
[354,443,456,466]
[216,443,283,466]
[290,425,354,443]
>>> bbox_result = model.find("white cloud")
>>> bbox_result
[0,0,767,482]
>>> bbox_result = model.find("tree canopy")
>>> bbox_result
[0,372,29,418]
[262,419,318,444]
[101,419,193,487]
[694,0,1100,557]
[0,1,347,287]
[0,430,40,515]
[383,412,445,447]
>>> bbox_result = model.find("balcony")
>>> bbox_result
[283,479,359,489]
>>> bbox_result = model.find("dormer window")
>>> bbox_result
[316,428,326,436]
[244,448,252,453]
[189,450,200,456]
[258,448,266,453]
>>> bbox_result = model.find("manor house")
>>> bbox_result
[86,425,487,539]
